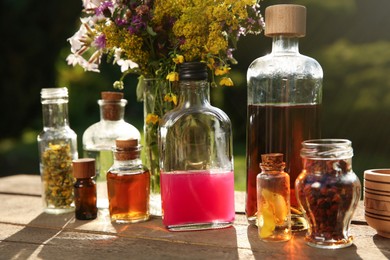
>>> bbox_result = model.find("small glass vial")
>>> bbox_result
[246,4,322,228]
[83,91,140,208]
[73,158,98,220]
[159,62,235,231]
[107,139,150,223]
[296,139,361,249]
[37,87,78,214]
[257,153,291,242]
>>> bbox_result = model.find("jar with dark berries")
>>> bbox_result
[295,139,361,249]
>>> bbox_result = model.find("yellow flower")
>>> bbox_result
[164,93,178,106]
[145,113,159,125]
[172,55,184,64]
[219,77,234,87]
[166,72,179,82]
[215,66,230,76]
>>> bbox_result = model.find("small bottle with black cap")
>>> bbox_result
[159,62,235,231]
[73,158,98,220]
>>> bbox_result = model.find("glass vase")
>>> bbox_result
[141,77,177,215]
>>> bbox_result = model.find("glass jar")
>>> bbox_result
[83,91,140,208]
[159,62,235,231]
[295,139,361,249]
[107,139,150,223]
[246,4,322,228]
[257,153,291,242]
[37,87,78,214]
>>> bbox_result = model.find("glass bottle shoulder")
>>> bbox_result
[83,120,141,149]
[247,52,323,80]
[38,126,77,142]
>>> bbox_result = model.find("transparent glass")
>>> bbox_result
[107,148,150,223]
[295,139,361,249]
[257,154,291,242]
[246,36,323,227]
[159,76,235,231]
[37,87,78,214]
[83,97,140,208]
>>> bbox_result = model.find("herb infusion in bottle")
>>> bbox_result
[37,87,78,214]
[246,4,322,228]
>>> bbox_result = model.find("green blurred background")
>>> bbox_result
[1,0,390,191]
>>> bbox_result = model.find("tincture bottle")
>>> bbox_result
[37,87,78,214]
[246,4,322,228]
[73,158,98,220]
[257,153,291,242]
[159,62,235,231]
[107,139,150,223]
[82,91,140,208]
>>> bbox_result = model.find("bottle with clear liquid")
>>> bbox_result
[257,153,291,242]
[37,87,78,214]
[246,4,323,229]
[159,62,235,231]
[82,91,140,208]
[107,139,150,223]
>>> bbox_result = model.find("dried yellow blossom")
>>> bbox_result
[173,55,185,64]
[164,93,178,105]
[146,113,159,125]
[166,72,179,82]
[215,66,231,76]
[220,77,234,87]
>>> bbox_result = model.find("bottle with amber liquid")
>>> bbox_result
[246,4,322,229]
[73,158,98,220]
[107,139,150,223]
[257,153,291,242]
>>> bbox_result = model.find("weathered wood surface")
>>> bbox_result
[0,175,389,260]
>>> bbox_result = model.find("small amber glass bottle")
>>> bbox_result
[257,153,291,242]
[73,158,98,220]
[107,139,150,223]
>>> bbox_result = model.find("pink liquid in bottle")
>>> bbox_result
[161,170,235,230]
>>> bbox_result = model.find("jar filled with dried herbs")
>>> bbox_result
[37,87,78,214]
[295,139,361,249]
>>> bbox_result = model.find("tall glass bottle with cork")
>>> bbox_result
[37,87,78,214]
[246,4,323,229]
[83,91,140,208]
[159,62,235,231]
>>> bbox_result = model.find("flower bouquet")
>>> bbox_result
[67,0,264,205]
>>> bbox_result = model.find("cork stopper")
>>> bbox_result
[265,4,306,37]
[114,139,140,160]
[260,153,286,170]
[73,158,96,178]
[101,91,123,101]
[100,91,125,121]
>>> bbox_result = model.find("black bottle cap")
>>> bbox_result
[179,62,208,81]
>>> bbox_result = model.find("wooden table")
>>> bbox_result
[0,175,389,259]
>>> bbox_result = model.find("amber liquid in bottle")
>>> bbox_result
[246,104,320,221]
[107,170,150,223]
[74,178,98,220]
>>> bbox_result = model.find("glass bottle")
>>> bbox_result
[37,87,78,214]
[159,62,235,231]
[107,139,150,223]
[296,139,361,249]
[257,153,291,242]
[246,4,323,228]
[73,158,98,220]
[83,91,140,208]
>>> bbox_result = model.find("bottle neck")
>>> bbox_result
[260,165,285,174]
[113,157,142,167]
[99,100,126,121]
[177,80,210,108]
[41,100,70,129]
[271,35,300,54]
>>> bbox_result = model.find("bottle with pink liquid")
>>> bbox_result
[159,62,235,231]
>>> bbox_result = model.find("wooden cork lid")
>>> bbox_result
[101,91,123,101]
[265,4,306,37]
[114,139,140,160]
[73,158,96,178]
[260,153,286,170]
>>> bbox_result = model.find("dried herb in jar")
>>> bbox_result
[42,142,74,208]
